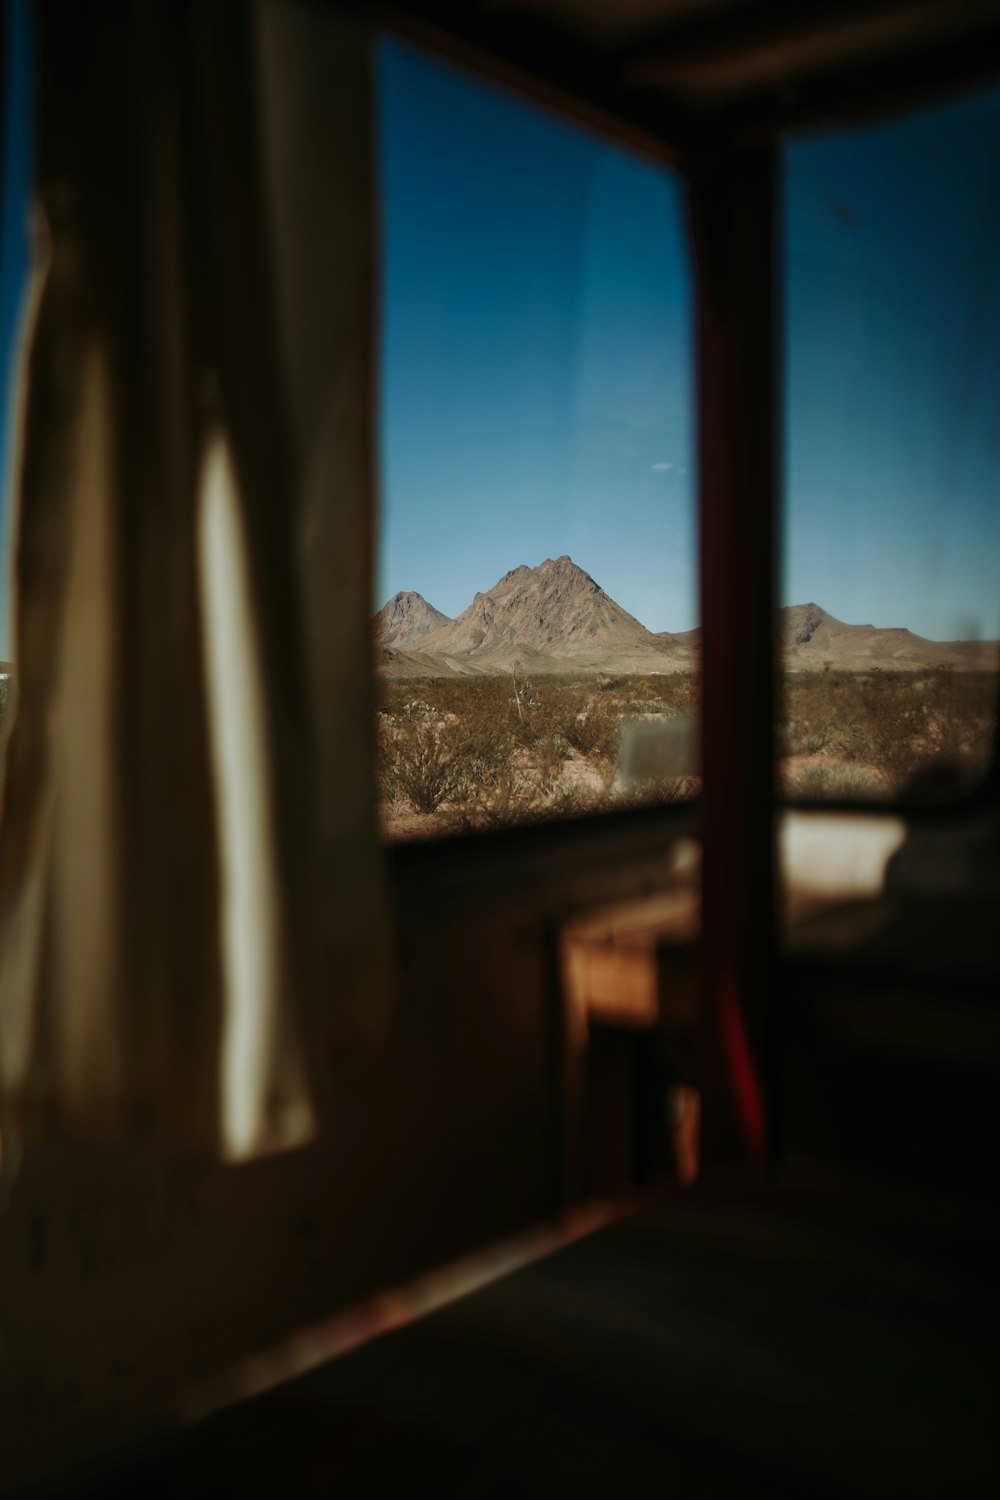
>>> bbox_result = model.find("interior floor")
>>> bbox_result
[44,1165,999,1499]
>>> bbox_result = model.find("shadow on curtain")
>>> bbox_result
[0,0,391,1172]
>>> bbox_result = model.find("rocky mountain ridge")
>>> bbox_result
[375,561,997,677]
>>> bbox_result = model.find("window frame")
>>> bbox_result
[372,17,1000,837]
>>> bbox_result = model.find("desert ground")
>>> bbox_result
[376,667,997,839]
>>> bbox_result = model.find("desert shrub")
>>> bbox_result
[453,761,542,832]
[564,698,619,762]
[779,668,997,796]
[925,667,996,766]
[543,782,607,820]
[511,698,559,751]
[379,713,469,814]
[455,717,518,802]
[780,717,831,757]
[847,671,929,778]
[620,773,701,807]
[782,761,888,799]
[533,734,567,795]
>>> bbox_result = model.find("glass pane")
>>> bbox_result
[376,39,698,839]
[782,85,1000,802]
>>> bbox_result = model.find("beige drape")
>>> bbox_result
[0,0,390,1169]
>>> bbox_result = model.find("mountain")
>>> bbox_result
[412,556,692,675]
[661,607,996,671]
[374,563,997,677]
[375,591,451,647]
[780,603,997,671]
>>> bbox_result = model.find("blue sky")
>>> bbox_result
[1,27,998,649]
[377,39,695,632]
[784,86,1000,643]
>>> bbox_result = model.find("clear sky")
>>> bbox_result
[377,38,696,633]
[784,85,1000,643]
[1,28,998,650]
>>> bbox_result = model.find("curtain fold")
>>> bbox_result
[0,0,389,1169]
[254,0,393,1064]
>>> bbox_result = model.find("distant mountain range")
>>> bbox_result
[375,557,997,677]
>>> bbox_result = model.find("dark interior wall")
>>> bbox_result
[0,806,693,1493]
[779,813,1000,1193]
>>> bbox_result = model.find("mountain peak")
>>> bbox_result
[536,554,600,588]
[782,602,834,646]
[375,591,451,647]
[414,555,670,670]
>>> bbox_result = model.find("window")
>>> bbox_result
[781,84,1000,802]
[374,39,698,839]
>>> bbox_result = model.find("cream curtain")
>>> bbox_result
[0,0,390,1169]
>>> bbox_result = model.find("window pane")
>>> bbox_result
[375,39,698,838]
[782,86,1000,802]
